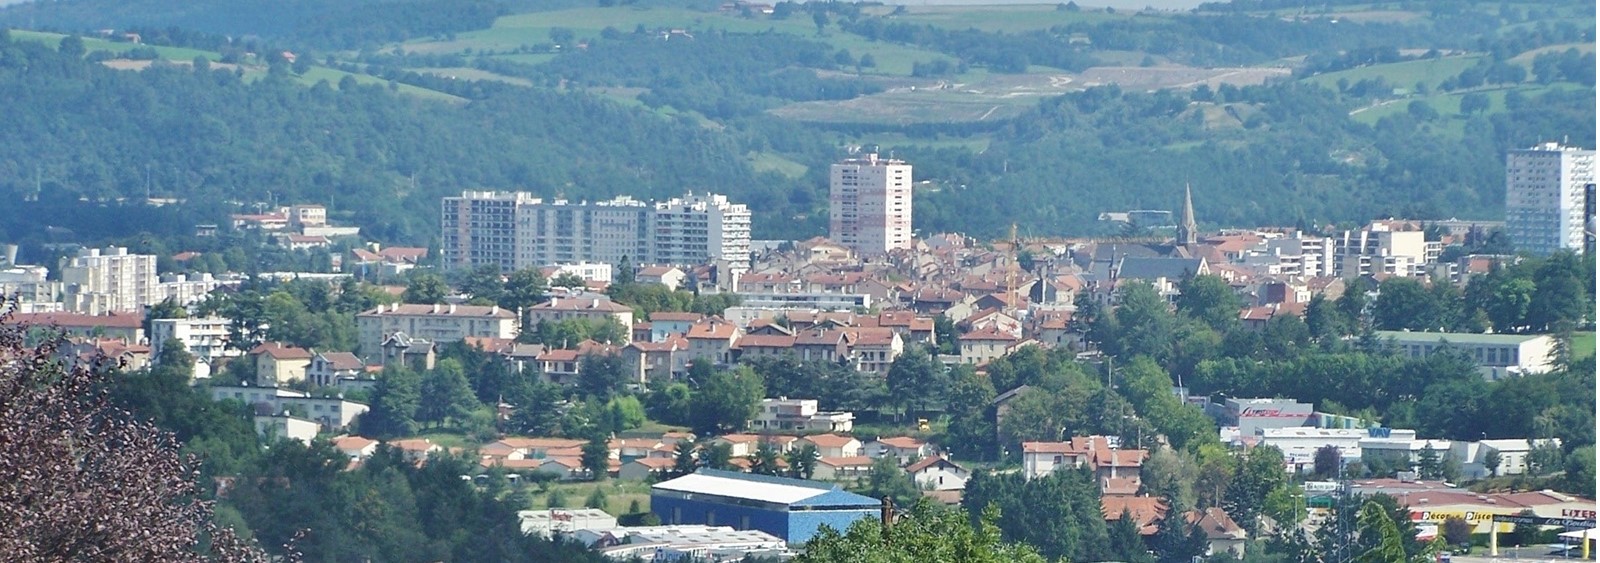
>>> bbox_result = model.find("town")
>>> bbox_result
[2,142,1594,561]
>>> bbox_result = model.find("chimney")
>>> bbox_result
[490,305,499,315]
[448,304,456,314]
[432,303,441,314]
[591,298,600,308]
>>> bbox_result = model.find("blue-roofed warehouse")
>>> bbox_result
[651,469,880,544]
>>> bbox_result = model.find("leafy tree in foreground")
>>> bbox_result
[0,305,267,561]
[798,500,1048,563]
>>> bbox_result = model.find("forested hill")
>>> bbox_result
[0,32,773,244]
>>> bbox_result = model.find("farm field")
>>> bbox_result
[857,3,1143,33]
[1302,55,1486,91]
[1349,82,1585,126]
[392,6,958,76]
[410,66,533,87]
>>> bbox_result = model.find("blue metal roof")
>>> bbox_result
[790,488,880,508]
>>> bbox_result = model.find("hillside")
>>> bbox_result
[0,0,1592,249]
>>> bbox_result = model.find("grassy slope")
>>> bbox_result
[858,3,1143,33]
[10,29,464,102]
[1302,55,1486,91]
[395,6,958,76]
[1573,331,1595,363]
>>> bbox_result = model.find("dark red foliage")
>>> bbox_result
[0,299,270,562]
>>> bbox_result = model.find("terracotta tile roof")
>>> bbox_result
[904,456,964,474]
[529,297,632,314]
[714,433,763,444]
[736,334,796,348]
[818,456,874,467]
[959,326,1018,342]
[1102,496,1168,535]
[847,327,898,347]
[251,342,313,360]
[491,437,586,450]
[874,436,925,449]
[628,457,676,470]
[388,438,438,452]
[333,436,376,451]
[11,311,143,330]
[685,317,738,340]
[1103,477,1142,496]
[650,312,705,322]
[1185,507,1246,540]
[800,434,859,448]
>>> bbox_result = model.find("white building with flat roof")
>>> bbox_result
[1506,142,1595,255]
[356,302,518,356]
[149,316,239,378]
[442,191,752,271]
[750,398,854,433]
[1377,330,1557,379]
[60,246,157,314]
[830,153,912,256]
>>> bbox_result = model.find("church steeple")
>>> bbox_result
[1177,183,1198,246]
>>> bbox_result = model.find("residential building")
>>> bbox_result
[620,457,678,481]
[1185,508,1248,558]
[1021,436,1146,487]
[441,190,538,272]
[847,327,902,374]
[865,437,933,464]
[250,342,313,387]
[812,457,875,481]
[332,435,378,460]
[149,316,238,378]
[684,316,741,365]
[906,457,970,491]
[652,193,752,264]
[545,262,614,285]
[796,434,862,459]
[750,398,854,433]
[622,336,690,382]
[1476,438,1563,476]
[209,385,368,431]
[308,351,366,387]
[524,296,634,332]
[1331,222,1435,278]
[958,326,1017,365]
[254,414,320,445]
[829,153,912,256]
[1505,142,1595,255]
[441,191,753,271]
[653,470,880,544]
[1377,331,1557,379]
[636,265,687,289]
[60,246,157,314]
[10,311,145,344]
[356,302,518,357]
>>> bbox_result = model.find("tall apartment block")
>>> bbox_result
[441,191,537,272]
[441,191,751,271]
[1505,142,1596,255]
[652,193,751,266]
[829,153,913,256]
[60,246,157,314]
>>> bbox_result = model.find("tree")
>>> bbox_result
[58,34,86,58]
[671,442,698,477]
[688,367,764,436]
[1458,92,1489,115]
[584,487,609,509]
[144,296,188,337]
[887,345,946,415]
[577,353,629,400]
[0,306,266,561]
[1482,449,1502,476]
[402,271,448,304]
[417,359,479,429]
[1313,445,1343,478]
[582,436,611,480]
[855,456,921,511]
[786,444,820,479]
[459,264,505,304]
[1108,509,1156,563]
[1224,445,1286,534]
[1143,447,1198,513]
[748,440,782,476]
[798,500,1049,563]
[1441,516,1472,548]
[499,268,548,312]
[362,365,422,438]
[550,272,587,289]
[1176,274,1241,332]
[1152,506,1207,563]
[1374,277,1440,330]
[700,442,734,470]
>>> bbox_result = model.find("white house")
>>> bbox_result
[253,414,320,445]
[906,457,970,491]
[749,398,854,433]
[796,434,862,459]
[866,437,933,464]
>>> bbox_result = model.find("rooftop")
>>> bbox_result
[1375,330,1550,345]
[652,469,876,506]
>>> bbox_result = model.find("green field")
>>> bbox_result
[10,29,219,61]
[411,66,533,87]
[1303,55,1486,91]
[1573,331,1595,362]
[1350,82,1586,126]
[1508,42,1595,64]
[395,6,958,76]
[12,29,464,102]
[532,480,653,516]
[746,151,808,178]
[859,3,1141,33]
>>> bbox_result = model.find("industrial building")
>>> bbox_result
[651,469,879,544]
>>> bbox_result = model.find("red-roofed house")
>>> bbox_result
[866,436,933,464]
[813,456,875,481]
[684,316,741,364]
[958,326,1018,365]
[1102,496,1168,535]
[796,434,862,459]
[308,351,366,387]
[1186,507,1247,558]
[906,456,970,491]
[10,311,144,343]
[250,342,313,386]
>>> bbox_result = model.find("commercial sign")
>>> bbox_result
[1411,511,1499,523]
[1303,481,1341,494]
[1560,508,1597,520]
[1491,514,1596,528]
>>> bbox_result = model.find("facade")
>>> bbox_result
[60,246,157,314]
[1214,397,1316,437]
[906,457,970,491]
[652,469,879,544]
[1377,331,1557,379]
[1506,142,1595,255]
[524,296,635,331]
[250,342,312,387]
[441,191,752,271]
[1331,223,1435,278]
[516,508,618,539]
[254,414,320,445]
[829,153,912,256]
[441,191,537,272]
[149,316,238,378]
[356,303,518,357]
[210,385,368,431]
[652,193,752,264]
[750,398,854,433]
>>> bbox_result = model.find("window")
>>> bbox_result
[707,510,716,525]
